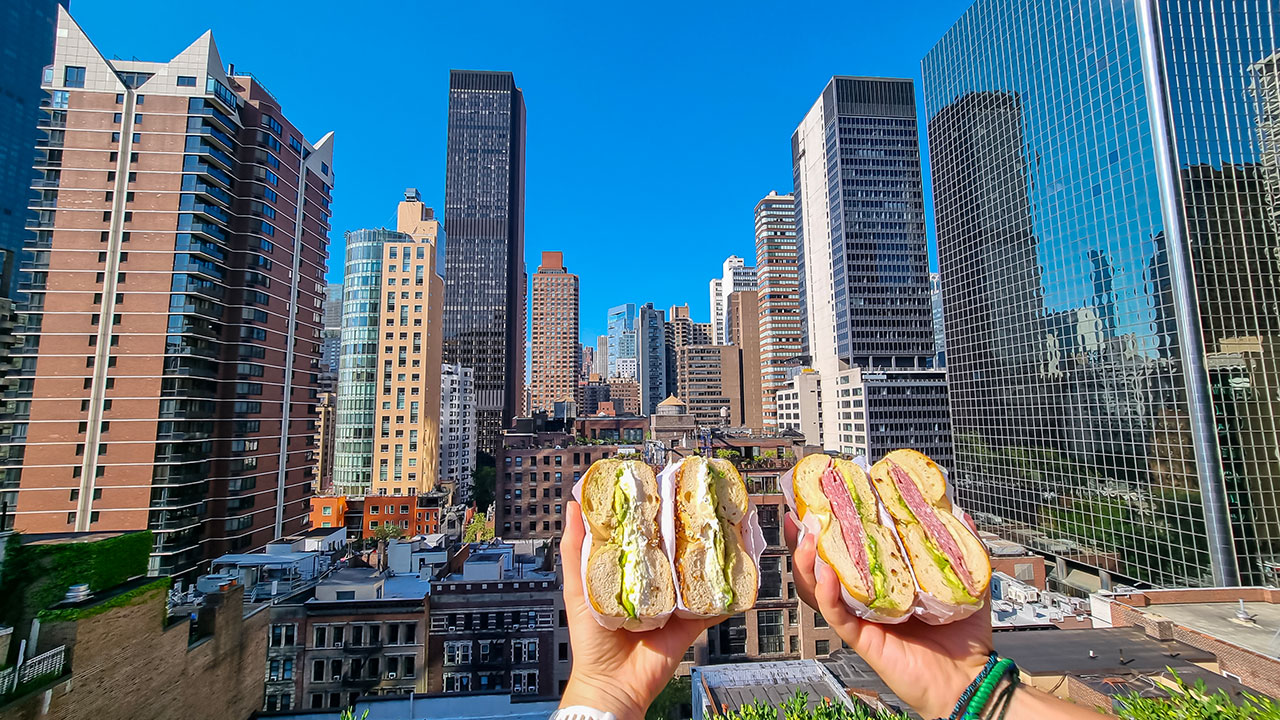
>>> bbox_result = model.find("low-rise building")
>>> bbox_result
[496,427,616,541]
[0,531,266,720]
[649,395,698,449]
[604,378,641,415]
[427,543,568,698]
[1091,586,1280,698]
[776,369,822,446]
[575,415,646,443]
[266,567,432,712]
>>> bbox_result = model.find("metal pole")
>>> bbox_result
[1136,0,1240,586]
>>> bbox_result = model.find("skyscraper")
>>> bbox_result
[334,193,445,498]
[710,256,756,344]
[0,8,334,576]
[924,0,1280,587]
[792,76,936,453]
[593,334,608,377]
[0,0,67,297]
[664,304,713,393]
[727,290,763,432]
[439,362,477,503]
[529,251,579,416]
[606,303,637,379]
[321,282,343,379]
[930,272,945,368]
[636,302,667,415]
[754,191,801,431]
[441,70,525,454]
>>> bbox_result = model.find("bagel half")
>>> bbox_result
[580,459,675,619]
[869,450,990,605]
[674,457,758,615]
[791,454,914,616]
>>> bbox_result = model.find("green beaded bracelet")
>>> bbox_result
[960,658,1017,720]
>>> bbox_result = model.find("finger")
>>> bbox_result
[561,501,585,606]
[784,512,800,551]
[813,561,867,649]
[791,530,820,611]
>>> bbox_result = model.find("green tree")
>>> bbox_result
[647,677,691,720]
[463,514,494,543]
[473,451,497,513]
[371,523,403,572]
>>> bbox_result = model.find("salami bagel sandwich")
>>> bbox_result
[791,454,915,617]
[673,456,758,615]
[580,459,676,619]
[869,450,990,605]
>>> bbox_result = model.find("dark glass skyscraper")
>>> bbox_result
[925,0,1280,587]
[441,70,525,454]
[0,0,68,296]
[793,77,935,375]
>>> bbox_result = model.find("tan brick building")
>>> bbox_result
[529,251,578,416]
[675,344,743,427]
[1,8,333,576]
[370,191,444,497]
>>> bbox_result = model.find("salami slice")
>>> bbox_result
[819,461,873,593]
[887,462,977,595]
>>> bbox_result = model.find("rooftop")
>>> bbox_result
[991,627,1213,675]
[265,691,560,720]
[212,551,316,567]
[1132,601,1280,660]
[693,659,857,718]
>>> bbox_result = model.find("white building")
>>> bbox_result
[439,363,477,502]
[710,256,756,344]
[776,368,823,447]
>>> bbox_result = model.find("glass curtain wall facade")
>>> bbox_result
[441,70,525,455]
[924,0,1280,587]
[334,229,404,495]
[637,303,667,414]
[606,303,637,380]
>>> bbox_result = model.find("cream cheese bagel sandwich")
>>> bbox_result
[673,456,758,615]
[580,458,675,620]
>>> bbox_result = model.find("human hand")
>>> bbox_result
[559,500,722,720]
[785,513,993,719]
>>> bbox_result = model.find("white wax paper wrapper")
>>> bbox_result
[781,454,983,625]
[662,458,767,620]
[571,463,674,632]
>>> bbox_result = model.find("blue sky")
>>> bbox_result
[69,0,973,342]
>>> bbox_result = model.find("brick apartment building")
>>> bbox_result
[361,491,449,539]
[427,545,569,698]
[529,252,578,416]
[496,425,617,541]
[0,8,333,576]
[266,568,431,711]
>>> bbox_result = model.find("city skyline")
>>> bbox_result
[58,0,968,342]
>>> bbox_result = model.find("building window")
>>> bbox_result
[443,673,471,693]
[177,75,197,87]
[444,641,472,666]
[758,556,782,599]
[815,639,830,656]
[270,624,296,647]
[757,610,784,654]
[64,66,86,88]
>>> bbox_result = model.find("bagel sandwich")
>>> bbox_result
[869,450,990,605]
[673,456,758,615]
[791,454,915,616]
[580,458,675,619]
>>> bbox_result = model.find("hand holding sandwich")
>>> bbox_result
[560,500,722,720]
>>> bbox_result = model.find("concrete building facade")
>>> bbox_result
[727,290,763,433]
[438,362,476,503]
[754,191,801,432]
